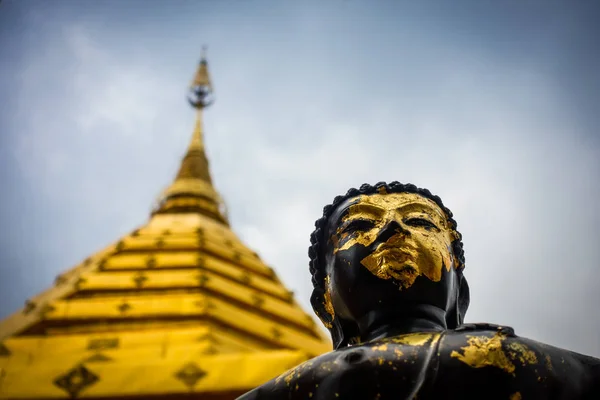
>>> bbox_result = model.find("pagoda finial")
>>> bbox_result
[188,46,214,109]
[153,50,227,224]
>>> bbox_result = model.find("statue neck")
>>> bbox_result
[357,304,447,343]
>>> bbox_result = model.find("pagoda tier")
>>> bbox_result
[0,54,330,400]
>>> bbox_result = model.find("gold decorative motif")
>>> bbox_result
[240,272,251,284]
[233,252,241,262]
[87,338,119,350]
[203,345,217,355]
[115,241,125,251]
[205,300,216,310]
[252,293,265,307]
[117,301,131,314]
[133,273,148,288]
[156,238,165,247]
[197,273,210,287]
[451,333,516,374]
[271,327,283,339]
[146,256,157,268]
[53,364,100,398]
[174,362,207,389]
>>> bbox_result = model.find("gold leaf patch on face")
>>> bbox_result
[331,193,456,289]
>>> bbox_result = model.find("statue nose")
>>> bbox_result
[377,219,409,243]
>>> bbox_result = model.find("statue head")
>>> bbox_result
[309,182,470,349]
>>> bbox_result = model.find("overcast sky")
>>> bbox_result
[1,1,599,357]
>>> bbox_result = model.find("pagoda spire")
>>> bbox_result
[153,49,227,223]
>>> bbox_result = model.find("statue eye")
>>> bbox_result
[404,217,438,230]
[343,219,375,233]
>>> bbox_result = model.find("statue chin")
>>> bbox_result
[388,267,419,290]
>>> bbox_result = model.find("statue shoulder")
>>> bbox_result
[452,323,600,364]
[442,322,600,398]
[236,349,341,399]
[447,322,600,366]
[238,327,600,399]
[453,322,517,335]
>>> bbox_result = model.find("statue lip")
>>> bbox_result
[376,235,417,254]
[376,246,417,261]
[361,242,420,282]
[376,249,419,277]
[385,263,419,283]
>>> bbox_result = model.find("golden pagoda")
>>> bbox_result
[0,51,330,399]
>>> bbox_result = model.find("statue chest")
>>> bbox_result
[275,338,442,400]
[243,331,598,400]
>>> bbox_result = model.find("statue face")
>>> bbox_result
[324,192,459,324]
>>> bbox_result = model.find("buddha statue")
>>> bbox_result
[238,182,600,400]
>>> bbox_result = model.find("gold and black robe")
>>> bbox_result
[238,324,600,400]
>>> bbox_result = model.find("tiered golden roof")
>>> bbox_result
[0,54,330,399]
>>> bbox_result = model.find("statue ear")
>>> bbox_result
[311,288,360,350]
[457,273,470,325]
[310,289,338,348]
[331,318,345,349]
[331,316,360,350]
